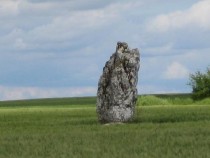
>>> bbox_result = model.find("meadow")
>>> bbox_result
[0,94,210,158]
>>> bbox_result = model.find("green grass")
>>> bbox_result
[0,95,210,158]
[0,97,96,108]
[138,94,210,106]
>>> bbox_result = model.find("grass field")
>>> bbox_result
[0,95,210,158]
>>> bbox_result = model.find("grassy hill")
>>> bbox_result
[0,94,210,158]
[0,96,96,108]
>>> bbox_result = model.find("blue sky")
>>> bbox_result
[0,0,210,100]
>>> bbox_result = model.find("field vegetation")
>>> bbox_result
[138,93,210,106]
[0,94,210,158]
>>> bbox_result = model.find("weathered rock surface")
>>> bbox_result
[97,42,140,123]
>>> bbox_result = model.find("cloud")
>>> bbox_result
[147,0,210,32]
[0,1,20,17]
[0,86,97,101]
[24,0,125,12]
[14,38,27,49]
[27,7,118,43]
[1,1,141,53]
[139,84,183,95]
[163,62,189,79]
[0,0,210,100]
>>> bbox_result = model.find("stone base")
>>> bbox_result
[98,106,135,123]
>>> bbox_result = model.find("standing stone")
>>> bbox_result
[97,42,140,123]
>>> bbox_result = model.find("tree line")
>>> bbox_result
[189,67,210,100]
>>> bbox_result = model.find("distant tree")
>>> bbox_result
[188,67,210,100]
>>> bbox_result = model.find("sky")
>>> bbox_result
[0,0,210,101]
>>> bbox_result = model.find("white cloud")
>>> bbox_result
[144,43,174,56]
[26,1,138,43]
[139,84,182,95]
[147,0,210,32]
[14,38,27,49]
[0,86,97,101]
[163,62,189,79]
[32,9,115,38]
[0,0,20,17]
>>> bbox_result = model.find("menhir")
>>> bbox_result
[97,42,140,123]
